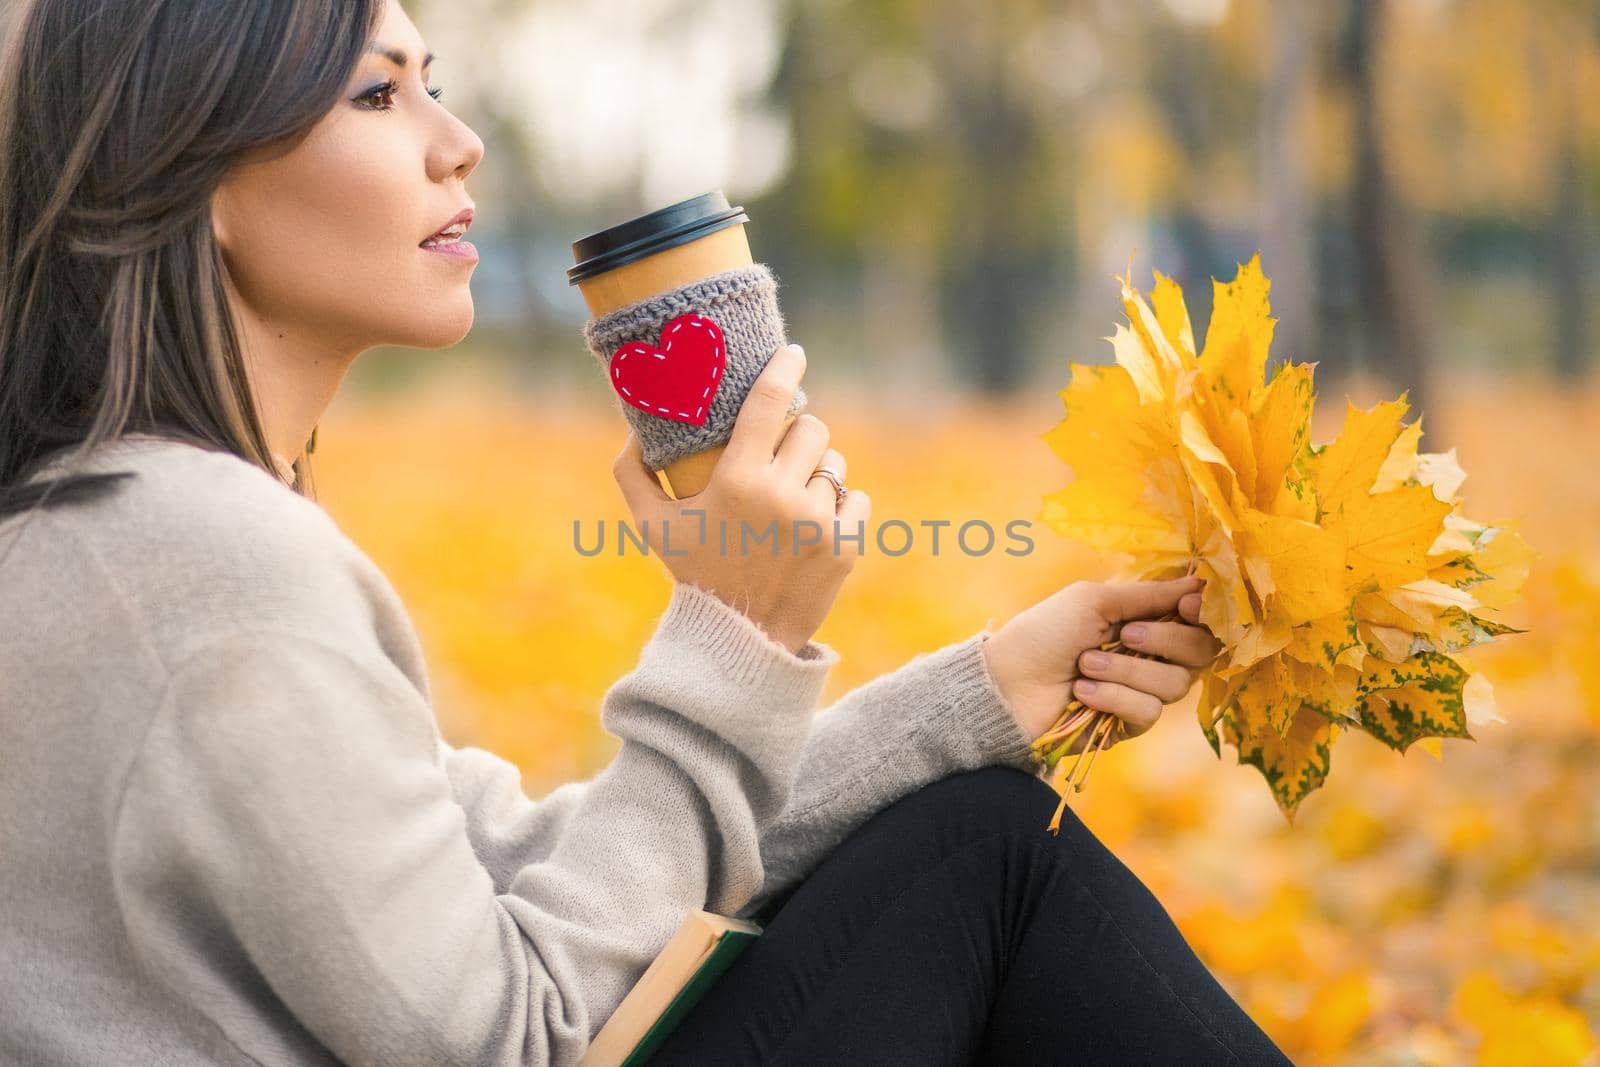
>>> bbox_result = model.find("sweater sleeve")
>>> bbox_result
[733,629,1045,921]
[110,580,838,1067]
[436,584,843,898]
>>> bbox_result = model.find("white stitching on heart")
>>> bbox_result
[610,314,726,426]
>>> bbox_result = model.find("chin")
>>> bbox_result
[397,295,475,348]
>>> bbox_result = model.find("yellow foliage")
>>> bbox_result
[1299,972,1374,1060]
[1039,255,1530,817]
[311,364,1600,1066]
[1454,971,1596,1067]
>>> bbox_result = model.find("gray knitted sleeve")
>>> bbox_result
[581,263,809,472]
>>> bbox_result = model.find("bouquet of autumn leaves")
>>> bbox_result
[1034,255,1529,824]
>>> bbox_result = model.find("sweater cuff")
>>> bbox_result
[938,631,1040,773]
[645,580,839,709]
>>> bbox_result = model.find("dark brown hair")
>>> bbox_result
[0,0,384,524]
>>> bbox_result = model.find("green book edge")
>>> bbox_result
[619,926,761,1066]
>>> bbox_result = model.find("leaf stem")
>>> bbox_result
[1035,557,1203,832]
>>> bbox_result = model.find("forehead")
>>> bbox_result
[368,0,427,61]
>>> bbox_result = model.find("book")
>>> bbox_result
[577,910,763,1067]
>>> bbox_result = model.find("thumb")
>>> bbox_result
[1092,576,1205,623]
[612,431,670,513]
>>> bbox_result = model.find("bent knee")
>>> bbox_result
[882,765,1074,843]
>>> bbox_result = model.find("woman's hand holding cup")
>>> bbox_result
[612,343,870,656]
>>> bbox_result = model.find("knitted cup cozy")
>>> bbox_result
[581,262,808,472]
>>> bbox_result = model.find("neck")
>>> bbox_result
[267,449,299,485]
[225,285,360,468]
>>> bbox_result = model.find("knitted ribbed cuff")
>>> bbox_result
[581,264,809,472]
[620,580,840,771]
[969,631,1052,777]
[665,580,840,675]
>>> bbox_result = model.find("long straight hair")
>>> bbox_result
[0,0,383,525]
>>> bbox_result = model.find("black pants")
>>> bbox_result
[649,766,1293,1065]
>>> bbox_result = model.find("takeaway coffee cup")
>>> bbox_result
[569,191,808,499]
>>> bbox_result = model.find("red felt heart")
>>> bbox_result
[608,313,727,427]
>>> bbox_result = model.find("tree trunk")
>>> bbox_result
[1550,31,1590,380]
[1259,2,1316,371]
[1153,22,1219,341]
[1347,0,1433,422]
[937,5,1044,394]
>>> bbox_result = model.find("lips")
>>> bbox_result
[421,206,475,246]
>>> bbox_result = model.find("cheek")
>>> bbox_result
[222,130,474,346]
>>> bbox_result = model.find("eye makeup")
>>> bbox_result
[353,78,445,112]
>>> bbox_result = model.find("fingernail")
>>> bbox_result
[1082,651,1110,671]
[1076,679,1099,694]
[1123,624,1147,644]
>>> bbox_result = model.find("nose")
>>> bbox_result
[429,112,485,185]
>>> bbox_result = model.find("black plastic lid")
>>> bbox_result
[567,190,750,285]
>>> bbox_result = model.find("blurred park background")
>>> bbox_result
[313,0,1600,1063]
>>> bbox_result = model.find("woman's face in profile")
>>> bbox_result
[211,0,485,354]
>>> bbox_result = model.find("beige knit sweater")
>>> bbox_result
[0,432,1039,1066]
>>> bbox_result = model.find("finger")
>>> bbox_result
[832,486,870,559]
[611,431,671,511]
[1071,679,1162,737]
[1091,576,1205,624]
[1077,650,1194,704]
[723,344,805,471]
[803,447,847,510]
[774,412,830,484]
[1179,591,1203,624]
[1119,620,1221,668]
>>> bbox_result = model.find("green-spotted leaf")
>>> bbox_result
[1407,609,1525,655]
[1284,605,1363,671]
[1223,706,1336,820]
[1355,652,1471,752]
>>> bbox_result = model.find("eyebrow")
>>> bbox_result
[367,43,434,70]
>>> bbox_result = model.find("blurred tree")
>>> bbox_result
[1149,15,1223,339]
[932,5,1063,392]
[396,0,1599,394]
[1549,0,1595,380]
[1377,0,1600,383]
[1340,0,1433,418]
[1257,1,1315,370]
[753,0,1076,395]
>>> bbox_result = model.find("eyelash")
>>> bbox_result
[357,78,445,111]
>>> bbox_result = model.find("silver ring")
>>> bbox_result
[808,466,848,503]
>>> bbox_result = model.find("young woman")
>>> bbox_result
[0,0,1289,1063]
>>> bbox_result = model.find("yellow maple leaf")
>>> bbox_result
[1224,703,1337,822]
[1355,652,1473,752]
[1041,254,1527,818]
[1315,397,1411,516]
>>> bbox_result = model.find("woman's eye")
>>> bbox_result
[359,80,398,110]
[358,80,445,111]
